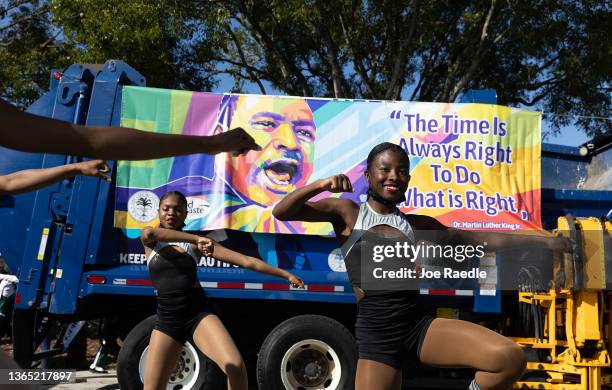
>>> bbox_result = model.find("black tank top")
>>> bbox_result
[148,251,199,294]
[344,231,417,294]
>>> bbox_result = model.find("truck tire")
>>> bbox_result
[257,314,357,390]
[117,315,226,390]
[12,309,36,368]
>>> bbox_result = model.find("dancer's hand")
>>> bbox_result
[197,237,214,256]
[319,174,353,193]
[288,274,305,289]
[75,160,111,182]
[214,127,262,156]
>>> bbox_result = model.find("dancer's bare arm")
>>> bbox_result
[450,227,567,252]
[272,174,358,234]
[0,160,110,195]
[140,226,214,251]
[0,98,260,160]
[140,227,214,260]
[140,226,302,287]
[212,244,304,288]
[408,214,567,252]
[140,228,209,247]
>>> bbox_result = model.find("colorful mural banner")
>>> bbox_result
[114,86,542,235]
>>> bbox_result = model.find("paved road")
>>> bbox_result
[42,370,263,389]
[41,370,469,389]
[44,370,118,390]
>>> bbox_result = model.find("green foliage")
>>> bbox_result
[1,0,609,136]
[51,0,215,91]
[0,1,74,107]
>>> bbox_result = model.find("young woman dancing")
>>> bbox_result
[141,190,304,390]
[274,142,564,390]
[0,96,258,379]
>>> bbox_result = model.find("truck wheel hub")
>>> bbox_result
[281,339,342,389]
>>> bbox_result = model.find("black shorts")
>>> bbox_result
[355,291,434,369]
[155,288,211,344]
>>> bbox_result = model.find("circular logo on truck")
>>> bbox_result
[328,248,346,272]
[127,191,160,223]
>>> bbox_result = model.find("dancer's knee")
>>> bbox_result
[499,344,526,377]
[222,357,247,379]
[474,344,525,390]
[485,343,525,373]
[486,343,525,384]
[505,344,526,378]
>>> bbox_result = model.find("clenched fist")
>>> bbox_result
[318,174,353,193]
[75,160,111,182]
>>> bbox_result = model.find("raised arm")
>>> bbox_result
[212,244,304,288]
[272,174,357,225]
[0,98,260,160]
[0,160,110,195]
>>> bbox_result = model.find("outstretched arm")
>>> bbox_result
[140,227,214,256]
[449,228,567,252]
[212,244,304,288]
[140,227,202,246]
[1,98,260,160]
[139,227,302,287]
[0,160,110,195]
[406,214,566,252]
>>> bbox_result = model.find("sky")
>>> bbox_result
[541,122,590,146]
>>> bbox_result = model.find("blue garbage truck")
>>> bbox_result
[0,60,610,389]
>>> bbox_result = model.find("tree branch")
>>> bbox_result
[0,0,32,18]
[39,28,63,49]
[521,76,559,91]
[236,1,311,95]
[316,18,345,97]
[384,0,420,100]
[0,6,46,33]
[513,88,553,106]
[410,47,439,100]
[339,13,376,97]
[431,12,467,101]
[211,57,273,80]
[224,24,267,94]
[436,58,461,102]
[534,54,561,73]
[448,0,498,101]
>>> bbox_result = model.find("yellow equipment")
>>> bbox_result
[512,216,612,389]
